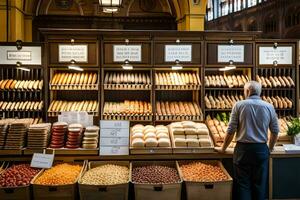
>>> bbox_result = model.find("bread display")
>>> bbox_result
[104,72,151,90]
[205,95,244,109]
[156,101,202,117]
[103,101,152,115]
[65,123,83,149]
[131,124,171,149]
[256,75,295,88]
[205,74,249,88]
[0,79,43,91]
[169,121,213,150]
[155,72,200,90]
[49,122,67,149]
[270,116,292,145]
[48,100,98,115]
[0,101,43,111]
[262,96,293,109]
[50,72,98,90]
[206,114,236,148]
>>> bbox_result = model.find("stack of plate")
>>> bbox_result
[82,126,99,149]
[0,120,9,149]
[66,123,83,149]
[50,122,68,149]
[27,123,51,149]
[5,119,33,149]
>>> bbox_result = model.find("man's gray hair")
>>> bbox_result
[244,81,262,96]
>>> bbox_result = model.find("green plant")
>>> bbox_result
[287,118,300,136]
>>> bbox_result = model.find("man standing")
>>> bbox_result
[217,81,279,200]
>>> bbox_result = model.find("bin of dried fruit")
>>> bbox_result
[178,160,232,200]
[32,162,84,200]
[0,163,40,200]
[78,161,130,200]
[131,161,182,200]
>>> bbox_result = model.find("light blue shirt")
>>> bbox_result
[227,95,279,143]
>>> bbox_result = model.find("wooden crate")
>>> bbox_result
[78,161,130,200]
[131,161,182,200]
[31,161,86,200]
[177,160,233,200]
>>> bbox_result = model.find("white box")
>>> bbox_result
[100,137,129,146]
[100,146,129,155]
[101,128,129,138]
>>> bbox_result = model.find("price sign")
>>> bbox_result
[99,120,129,156]
[113,45,142,62]
[218,45,245,63]
[0,46,41,65]
[165,45,192,62]
[58,44,88,62]
[259,46,293,65]
[58,111,93,127]
[30,153,54,169]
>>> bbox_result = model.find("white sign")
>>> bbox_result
[218,45,245,63]
[259,46,293,65]
[165,45,192,62]
[58,44,88,62]
[100,146,129,155]
[58,111,93,127]
[99,120,129,156]
[100,120,129,129]
[113,45,142,62]
[30,153,54,169]
[0,46,41,65]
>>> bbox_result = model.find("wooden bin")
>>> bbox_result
[78,161,130,200]
[177,160,233,200]
[0,162,40,200]
[131,161,182,200]
[31,161,86,200]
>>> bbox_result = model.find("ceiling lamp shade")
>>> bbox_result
[99,0,122,7]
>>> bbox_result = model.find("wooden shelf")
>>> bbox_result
[48,111,99,117]
[205,109,232,112]
[155,115,202,121]
[205,87,244,90]
[155,85,200,91]
[50,84,98,90]
[102,114,152,121]
[104,84,151,90]
[261,88,295,90]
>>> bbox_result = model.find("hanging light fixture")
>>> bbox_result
[99,0,122,13]
[16,61,30,72]
[122,59,133,70]
[68,59,84,71]
[171,60,183,70]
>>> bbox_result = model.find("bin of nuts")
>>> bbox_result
[178,160,232,200]
[78,161,130,200]
[32,162,85,200]
[131,161,182,200]
[0,163,40,200]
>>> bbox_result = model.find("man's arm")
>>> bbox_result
[221,133,235,152]
[218,104,239,153]
[269,107,279,152]
[268,133,278,152]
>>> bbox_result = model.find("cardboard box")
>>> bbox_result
[78,161,130,200]
[131,161,182,200]
[177,160,233,200]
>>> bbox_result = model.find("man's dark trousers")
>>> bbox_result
[233,142,269,200]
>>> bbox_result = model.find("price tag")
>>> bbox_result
[58,111,93,127]
[259,46,293,65]
[100,120,129,129]
[165,45,192,62]
[101,128,129,137]
[217,45,245,63]
[113,45,142,62]
[30,153,54,169]
[0,46,41,65]
[58,44,88,62]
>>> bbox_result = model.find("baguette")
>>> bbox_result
[9,80,17,90]
[33,80,39,90]
[51,74,59,84]
[57,73,65,85]
[265,78,272,88]
[269,76,277,87]
[92,73,97,84]
[14,80,21,89]
[287,76,295,87]
[18,80,25,89]
[28,81,34,90]
[23,80,30,90]
[282,76,291,87]
[5,79,13,90]
[0,80,8,89]
[38,80,43,90]
[278,76,286,87]
[87,73,93,85]
[104,73,109,84]
[273,77,281,87]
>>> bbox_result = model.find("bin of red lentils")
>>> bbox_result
[131,161,182,200]
[177,160,233,200]
[78,161,130,200]
[31,162,85,200]
[0,163,40,200]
